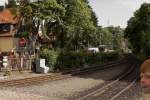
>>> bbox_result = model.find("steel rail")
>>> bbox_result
[77,63,136,100]
[110,78,138,100]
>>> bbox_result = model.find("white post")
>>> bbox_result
[20,56,23,70]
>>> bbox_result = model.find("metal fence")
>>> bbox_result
[2,57,33,71]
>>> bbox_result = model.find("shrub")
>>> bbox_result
[40,49,121,71]
[40,49,59,70]
[56,51,121,70]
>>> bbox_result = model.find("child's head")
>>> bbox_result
[141,59,150,87]
[141,59,150,73]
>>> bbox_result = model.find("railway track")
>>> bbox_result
[0,73,72,87]
[71,63,141,100]
[0,59,128,87]
[63,59,127,75]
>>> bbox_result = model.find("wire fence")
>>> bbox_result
[1,57,33,71]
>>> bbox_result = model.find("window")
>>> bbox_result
[0,24,10,33]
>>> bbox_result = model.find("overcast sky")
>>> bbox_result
[88,0,150,28]
[1,0,150,28]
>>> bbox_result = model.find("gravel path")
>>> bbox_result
[0,63,129,100]
[0,89,57,100]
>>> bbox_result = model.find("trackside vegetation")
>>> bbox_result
[125,3,150,60]
[40,49,122,70]
[7,0,125,71]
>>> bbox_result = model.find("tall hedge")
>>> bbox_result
[40,49,121,70]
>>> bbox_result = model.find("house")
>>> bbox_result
[0,8,18,52]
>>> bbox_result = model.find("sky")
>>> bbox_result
[1,0,150,28]
[88,0,150,28]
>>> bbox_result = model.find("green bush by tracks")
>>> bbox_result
[40,49,59,70]
[40,49,121,71]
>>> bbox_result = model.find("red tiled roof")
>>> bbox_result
[0,9,18,24]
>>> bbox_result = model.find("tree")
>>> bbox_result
[30,0,65,36]
[10,0,98,52]
[10,0,66,54]
[6,0,17,8]
[125,3,150,59]
[91,11,98,27]
[107,26,124,50]
[101,27,113,45]
[60,0,97,50]
[96,26,124,50]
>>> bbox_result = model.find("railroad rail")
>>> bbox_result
[73,62,141,100]
[62,58,127,75]
[0,59,128,87]
[0,73,71,87]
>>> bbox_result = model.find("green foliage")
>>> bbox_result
[91,11,98,27]
[39,49,121,70]
[96,26,124,50]
[6,0,17,8]
[125,3,150,59]
[56,51,120,70]
[11,0,98,51]
[57,51,86,68]
[56,0,97,50]
[31,0,65,20]
[40,49,59,69]
[14,31,29,38]
[100,27,113,45]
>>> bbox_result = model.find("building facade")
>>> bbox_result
[0,8,18,52]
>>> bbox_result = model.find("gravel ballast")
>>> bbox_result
[0,63,130,100]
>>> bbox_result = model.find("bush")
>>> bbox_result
[56,51,121,70]
[40,49,121,71]
[40,49,59,70]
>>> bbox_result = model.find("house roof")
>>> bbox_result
[0,9,18,24]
